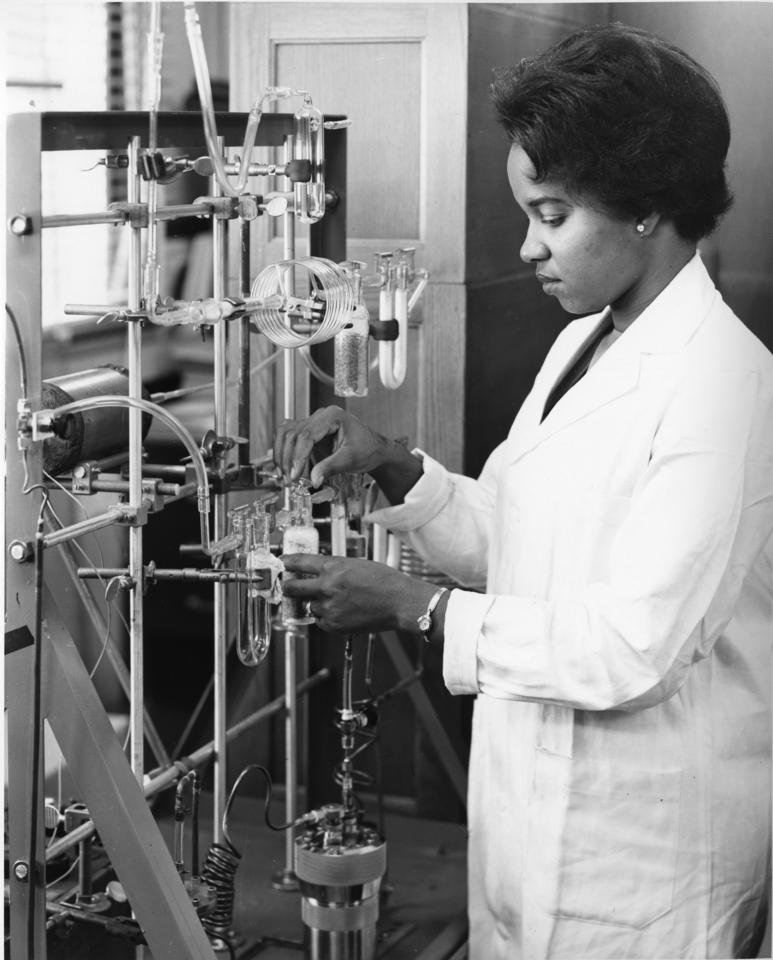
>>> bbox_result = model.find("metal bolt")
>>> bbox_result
[9,539,34,563]
[13,860,30,882]
[9,215,32,236]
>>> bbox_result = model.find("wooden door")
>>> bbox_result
[230,2,468,471]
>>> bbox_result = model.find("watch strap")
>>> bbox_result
[417,586,448,642]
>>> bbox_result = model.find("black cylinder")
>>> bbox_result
[42,365,151,475]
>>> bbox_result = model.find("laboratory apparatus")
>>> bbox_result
[334,261,370,398]
[280,480,320,627]
[371,248,428,390]
[3,3,446,958]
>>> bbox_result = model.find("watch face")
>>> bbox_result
[418,614,431,633]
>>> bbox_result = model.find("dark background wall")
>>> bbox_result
[610,2,773,348]
[464,2,773,477]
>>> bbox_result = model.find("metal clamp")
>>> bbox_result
[71,462,98,496]
[108,202,148,228]
[114,501,149,528]
[193,195,239,221]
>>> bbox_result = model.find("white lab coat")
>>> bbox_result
[370,256,773,959]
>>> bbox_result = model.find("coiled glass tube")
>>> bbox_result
[250,257,354,348]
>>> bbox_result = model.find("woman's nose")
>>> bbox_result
[520,227,549,264]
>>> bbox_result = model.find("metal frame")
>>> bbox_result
[5,109,346,959]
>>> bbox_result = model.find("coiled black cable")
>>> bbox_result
[200,764,297,947]
[199,841,241,942]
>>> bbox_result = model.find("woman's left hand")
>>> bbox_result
[281,554,438,636]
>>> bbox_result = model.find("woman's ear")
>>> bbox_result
[634,212,662,238]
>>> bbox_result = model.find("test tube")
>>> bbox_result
[281,481,319,626]
[241,510,273,666]
[293,99,325,224]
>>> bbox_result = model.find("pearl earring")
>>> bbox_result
[636,222,646,236]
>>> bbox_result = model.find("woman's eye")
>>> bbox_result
[542,216,565,227]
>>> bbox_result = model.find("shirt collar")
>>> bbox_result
[612,252,720,356]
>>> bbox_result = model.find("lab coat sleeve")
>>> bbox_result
[445,364,773,711]
[366,444,504,590]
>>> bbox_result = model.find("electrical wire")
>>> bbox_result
[87,587,116,681]
[43,502,134,749]
[44,479,132,643]
[222,764,299,854]
[45,854,79,890]
[6,302,28,396]
[45,472,108,571]
[44,497,136,763]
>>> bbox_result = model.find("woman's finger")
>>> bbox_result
[282,553,325,575]
[282,577,321,598]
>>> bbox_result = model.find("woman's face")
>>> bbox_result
[507,144,649,320]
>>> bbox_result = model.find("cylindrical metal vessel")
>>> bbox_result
[41,365,151,474]
[295,805,386,960]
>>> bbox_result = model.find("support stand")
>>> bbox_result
[6,591,217,959]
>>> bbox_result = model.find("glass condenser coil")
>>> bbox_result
[250,257,354,348]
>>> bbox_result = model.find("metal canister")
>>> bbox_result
[295,805,386,960]
[41,364,151,474]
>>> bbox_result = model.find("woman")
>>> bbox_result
[275,24,773,959]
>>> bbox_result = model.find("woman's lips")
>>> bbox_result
[536,273,560,291]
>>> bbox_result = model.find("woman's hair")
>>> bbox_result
[491,23,732,240]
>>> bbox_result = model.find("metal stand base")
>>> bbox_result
[75,892,112,913]
[270,868,300,892]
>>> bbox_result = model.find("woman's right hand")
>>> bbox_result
[273,405,390,487]
[273,405,424,502]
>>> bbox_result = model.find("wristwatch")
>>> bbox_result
[417,587,449,642]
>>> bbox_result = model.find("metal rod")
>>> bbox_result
[238,218,251,466]
[41,201,215,230]
[42,506,125,549]
[279,134,301,886]
[63,304,131,317]
[211,138,229,845]
[127,136,145,785]
[43,211,127,228]
[154,202,213,222]
[53,478,185,497]
[77,566,265,585]
[284,629,300,882]
[156,483,199,504]
[44,668,331,862]
[141,464,188,479]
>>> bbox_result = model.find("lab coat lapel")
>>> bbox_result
[507,312,641,463]
[506,254,718,465]
[538,350,641,446]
